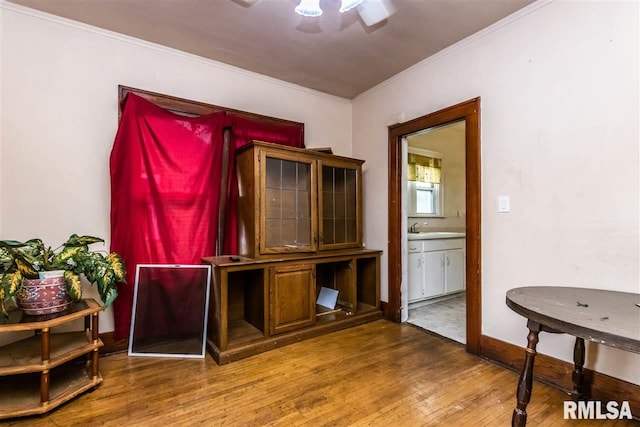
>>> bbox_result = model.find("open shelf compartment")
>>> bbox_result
[225,268,266,348]
[0,362,102,418]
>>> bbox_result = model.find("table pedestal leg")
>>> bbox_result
[512,320,541,427]
[572,337,586,401]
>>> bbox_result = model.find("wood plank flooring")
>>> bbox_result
[3,320,637,426]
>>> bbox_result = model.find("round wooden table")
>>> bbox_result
[506,286,640,427]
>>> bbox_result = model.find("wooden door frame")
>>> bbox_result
[387,98,481,354]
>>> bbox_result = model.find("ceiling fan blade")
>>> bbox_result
[357,0,397,26]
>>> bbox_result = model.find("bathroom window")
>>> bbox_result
[416,182,438,214]
[408,180,442,216]
[407,149,443,217]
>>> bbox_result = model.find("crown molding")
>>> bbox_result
[0,0,351,104]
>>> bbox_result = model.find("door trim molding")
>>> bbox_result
[387,98,481,354]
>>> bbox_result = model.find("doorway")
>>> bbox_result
[387,98,481,354]
[405,120,466,344]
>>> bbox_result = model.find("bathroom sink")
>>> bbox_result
[408,231,466,240]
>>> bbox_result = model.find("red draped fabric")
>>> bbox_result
[109,94,304,340]
[110,94,226,339]
[223,114,305,254]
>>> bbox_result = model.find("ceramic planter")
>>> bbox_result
[16,275,71,315]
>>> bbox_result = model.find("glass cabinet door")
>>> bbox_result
[318,159,362,250]
[261,150,317,254]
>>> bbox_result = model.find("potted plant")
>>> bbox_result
[0,234,126,316]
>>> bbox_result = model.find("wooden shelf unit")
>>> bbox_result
[203,249,382,364]
[208,141,382,364]
[0,299,103,419]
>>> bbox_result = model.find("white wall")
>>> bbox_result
[0,2,352,333]
[353,0,639,384]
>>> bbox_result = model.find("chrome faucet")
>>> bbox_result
[410,222,419,233]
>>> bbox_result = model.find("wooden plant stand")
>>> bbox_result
[0,299,104,419]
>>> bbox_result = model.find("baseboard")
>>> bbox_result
[99,331,128,355]
[379,300,391,320]
[480,334,639,419]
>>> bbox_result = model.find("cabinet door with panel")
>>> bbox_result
[269,264,316,335]
[261,149,317,255]
[407,241,424,302]
[423,251,446,298]
[445,248,465,293]
[318,157,363,250]
[407,251,425,302]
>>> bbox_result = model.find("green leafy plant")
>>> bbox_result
[0,234,126,316]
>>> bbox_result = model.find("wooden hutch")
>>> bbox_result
[203,141,382,364]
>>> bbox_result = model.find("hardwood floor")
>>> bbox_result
[4,320,637,426]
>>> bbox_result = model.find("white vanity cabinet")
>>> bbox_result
[407,237,465,303]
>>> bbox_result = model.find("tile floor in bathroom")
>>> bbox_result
[407,292,466,344]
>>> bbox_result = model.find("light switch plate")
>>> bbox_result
[498,196,510,213]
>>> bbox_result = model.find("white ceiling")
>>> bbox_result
[8,0,535,99]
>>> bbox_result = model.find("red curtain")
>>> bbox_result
[110,96,305,340]
[223,114,305,254]
[110,94,226,339]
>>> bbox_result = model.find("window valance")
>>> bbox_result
[407,153,441,184]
